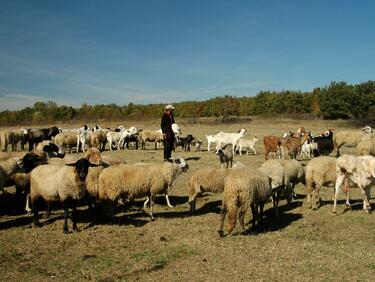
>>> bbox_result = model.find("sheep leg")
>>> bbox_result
[165,194,173,208]
[272,194,279,217]
[312,183,321,210]
[63,203,69,234]
[218,203,227,237]
[250,204,258,230]
[143,197,149,209]
[333,174,345,214]
[344,178,351,207]
[364,188,372,212]
[358,185,371,212]
[238,207,248,234]
[148,197,155,221]
[258,202,265,232]
[72,203,78,232]
[251,147,257,155]
[189,192,201,214]
[25,193,32,213]
[33,199,41,227]
[45,204,51,218]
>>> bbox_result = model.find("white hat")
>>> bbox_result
[165,104,175,110]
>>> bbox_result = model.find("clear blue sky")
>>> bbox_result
[1,0,374,110]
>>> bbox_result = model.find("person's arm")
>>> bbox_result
[161,114,167,133]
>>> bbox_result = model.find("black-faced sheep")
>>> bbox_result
[30,158,98,233]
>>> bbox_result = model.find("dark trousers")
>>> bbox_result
[163,134,174,160]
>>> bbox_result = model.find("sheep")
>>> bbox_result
[30,158,98,233]
[187,162,246,214]
[206,134,217,152]
[54,132,78,153]
[216,144,233,169]
[26,126,61,151]
[263,136,282,160]
[98,158,188,220]
[215,128,246,154]
[259,159,304,214]
[138,130,164,150]
[89,130,108,151]
[0,156,22,195]
[237,136,259,155]
[357,139,375,156]
[333,126,373,157]
[333,154,375,214]
[35,140,65,158]
[218,168,273,236]
[304,156,339,210]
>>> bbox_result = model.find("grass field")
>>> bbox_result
[0,118,375,281]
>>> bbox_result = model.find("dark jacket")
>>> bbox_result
[161,113,175,137]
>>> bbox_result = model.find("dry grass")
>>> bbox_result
[0,118,375,281]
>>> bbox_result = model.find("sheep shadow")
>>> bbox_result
[153,200,222,219]
[0,215,33,230]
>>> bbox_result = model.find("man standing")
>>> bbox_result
[161,104,175,161]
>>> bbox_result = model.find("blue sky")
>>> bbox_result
[1,0,374,110]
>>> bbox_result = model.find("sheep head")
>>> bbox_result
[173,157,189,172]
[20,152,48,173]
[66,158,99,179]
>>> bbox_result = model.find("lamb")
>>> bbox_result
[138,130,164,150]
[218,168,273,236]
[187,162,246,213]
[206,134,217,152]
[357,139,375,156]
[333,126,373,157]
[98,158,188,220]
[304,156,339,210]
[236,136,259,155]
[30,158,98,233]
[216,144,233,169]
[333,154,375,214]
[215,128,246,154]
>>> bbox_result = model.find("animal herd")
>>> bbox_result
[0,123,374,236]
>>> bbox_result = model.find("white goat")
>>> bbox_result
[237,136,259,155]
[206,134,218,152]
[215,128,246,154]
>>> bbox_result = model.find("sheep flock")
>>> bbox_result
[0,122,374,239]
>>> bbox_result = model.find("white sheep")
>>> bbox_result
[333,154,375,214]
[30,158,98,233]
[215,128,246,154]
[98,158,188,220]
[218,168,273,236]
[304,156,341,210]
[139,130,164,150]
[357,139,375,156]
[236,136,259,155]
[333,126,373,157]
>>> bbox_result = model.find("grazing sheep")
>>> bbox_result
[187,162,246,213]
[357,139,375,156]
[98,158,188,220]
[237,136,259,155]
[139,130,164,150]
[218,168,273,236]
[216,144,233,169]
[304,156,339,210]
[30,158,98,233]
[333,126,373,157]
[333,154,375,214]
[35,140,65,158]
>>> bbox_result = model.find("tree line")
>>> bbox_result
[1,80,374,125]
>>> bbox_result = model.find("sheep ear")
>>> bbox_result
[89,163,100,167]
[66,162,77,167]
